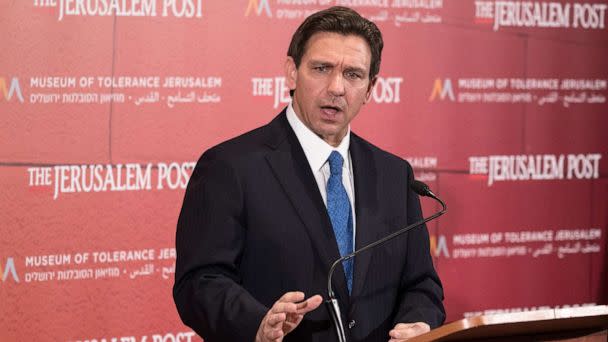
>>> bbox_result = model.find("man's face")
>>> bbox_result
[285,32,376,147]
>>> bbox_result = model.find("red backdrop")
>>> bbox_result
[1,1,607,341]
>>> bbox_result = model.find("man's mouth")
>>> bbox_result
[320,105,342,116]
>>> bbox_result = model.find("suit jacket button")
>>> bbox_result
[348,320,356,329]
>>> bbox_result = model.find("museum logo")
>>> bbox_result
[245,0,272,17]
[0,77,25,103]
[1,257,20,283]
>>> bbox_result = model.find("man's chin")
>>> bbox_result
[314,127,347,146]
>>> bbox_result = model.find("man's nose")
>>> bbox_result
[327,71,345,97]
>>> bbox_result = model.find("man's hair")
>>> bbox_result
[287,6,384,80]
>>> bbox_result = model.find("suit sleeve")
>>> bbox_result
[173,150,267,341]
[393,164,446,329]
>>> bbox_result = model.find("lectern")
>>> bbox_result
[410,305,608,341]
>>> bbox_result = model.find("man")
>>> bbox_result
[174,6,445,342]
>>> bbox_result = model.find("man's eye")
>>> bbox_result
[314,66,329,73]
[345,71,362,80]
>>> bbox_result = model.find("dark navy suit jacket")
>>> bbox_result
[173,111,445,341]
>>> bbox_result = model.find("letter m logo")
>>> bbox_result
[0,77,24,103]
[245,0,272,17]
[429,78,455,102]
[1,257,20,283]
[430,235,450,258]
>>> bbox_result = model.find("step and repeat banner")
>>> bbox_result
[1,0,607,341]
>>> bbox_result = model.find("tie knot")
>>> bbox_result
[328,151,344,176]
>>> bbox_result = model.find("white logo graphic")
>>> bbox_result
[33,0,203,21]
[27,162,195,200]
[372,77,403,103]
[429,78,455,101]
[245,0,272,17]
[0,77,25,103]
[431,235,450,258]
[429,77,606,106]
[452,228,602,260]
[474,1,607,31]
[1,258,20,283]
[469,153,602,186]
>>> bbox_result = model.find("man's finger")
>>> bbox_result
[266,312,286,327]
[272,301,298,314]
[278,291,305,303]
[389,322,430,340]
[295,294,323,314]
[285,312,302,324]
[393,323,415,330]
[265,327,283,340]
[257,291,323,341]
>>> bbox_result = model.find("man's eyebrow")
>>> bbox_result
[344,66,366,73]
[307,60,367,73]
[308,59,335,66]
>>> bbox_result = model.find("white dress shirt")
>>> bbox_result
[286,103,357,241]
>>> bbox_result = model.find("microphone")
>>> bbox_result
[325,180,447,342]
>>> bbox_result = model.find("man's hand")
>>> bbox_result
[255,291,323,342]
[388,322,430,341]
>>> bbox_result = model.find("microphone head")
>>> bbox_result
[411,180,432,197]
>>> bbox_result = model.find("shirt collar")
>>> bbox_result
[286,102,351,172]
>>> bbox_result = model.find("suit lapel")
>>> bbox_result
[263,112,351,305]
[349,134,382,298]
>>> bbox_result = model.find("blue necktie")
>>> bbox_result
[326,151,353,294]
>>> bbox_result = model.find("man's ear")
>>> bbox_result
[364,76,378,104]
[284,57,297,90]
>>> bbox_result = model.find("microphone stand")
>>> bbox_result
[325,181,447,342]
